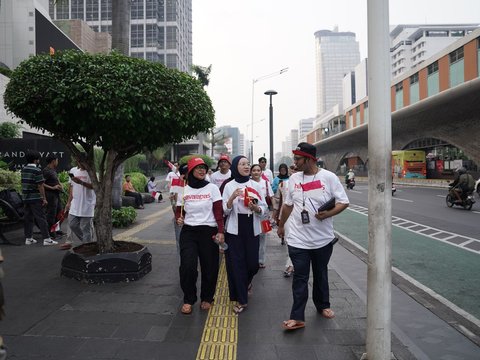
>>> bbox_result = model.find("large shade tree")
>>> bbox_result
[4,50,215,252]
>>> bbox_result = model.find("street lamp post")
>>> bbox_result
[250,68,288,163]
[264,90,277,173]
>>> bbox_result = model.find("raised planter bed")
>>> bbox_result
[61,241,152,283]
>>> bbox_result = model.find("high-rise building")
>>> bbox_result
[298,118,314,140]
[314,28,360,116]
[48,0,192,72]
[390,24,478,78]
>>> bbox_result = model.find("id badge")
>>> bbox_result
[301,210,310,224]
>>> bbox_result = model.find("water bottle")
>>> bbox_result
[213,234,228,251]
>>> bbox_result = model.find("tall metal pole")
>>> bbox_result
[265,90,277,173]
[363,0,393,359]
[250,68,288,163]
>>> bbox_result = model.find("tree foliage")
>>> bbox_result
[0,122,21,138]
[4,50,215,252]
[191,64,212,88]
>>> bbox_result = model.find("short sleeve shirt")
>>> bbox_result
[177,183,222,227]
[284,169,349,249]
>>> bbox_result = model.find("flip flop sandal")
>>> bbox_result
[282,320,305,330]
[200,301,212,310]
[321,308,335,319]
[233,305,247,314]
[181,304,192,314]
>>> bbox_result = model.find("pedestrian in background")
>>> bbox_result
[250,163,273,269]
[258,156,273,184]
[123,175,144,209]
[171,164,188,255]
[277,143,349,330]
[222,156,267,314]
[21,150,57,246]
[175,158,225,314]
[42,154,64,239]
[64,158,96,248]
[210,155,231,188]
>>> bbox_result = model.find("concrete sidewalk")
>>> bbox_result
[0,200,478,359]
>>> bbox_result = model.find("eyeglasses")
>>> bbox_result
[293,156,304,161]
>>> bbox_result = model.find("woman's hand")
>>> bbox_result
[248,200,260,214]
[176,216,184,226]
[227,188,243,209]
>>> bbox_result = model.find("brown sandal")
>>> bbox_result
[181,304,192,314]
[200,301,212,310]
[321,308,335,319]
[282,320,305,330]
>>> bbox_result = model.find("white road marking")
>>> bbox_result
[348,190,362,194]
[347,204,480,255]
[392,197,413,202]
[436,195,445,198]
[473,211,480,215]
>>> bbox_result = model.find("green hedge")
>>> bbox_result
[112,206,137,227]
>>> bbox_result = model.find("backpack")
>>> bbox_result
[0,189,24,219]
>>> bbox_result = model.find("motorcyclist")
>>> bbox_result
[449,167,475,202]
[345,169,355,188]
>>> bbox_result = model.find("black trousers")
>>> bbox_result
[24,201,50,239]
[125,191,144,207]
[288,242,333,321]
[179,224,219,305]
[45,190,62,232]
[224,214,259,305]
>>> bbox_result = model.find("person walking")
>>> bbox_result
[175,158,225,314]
[123,175,144,209]
[64,159,96,248]
[250,164,273,268]
[210,155,231,188]
[277,143,349,330]
[222,156,267,314]
[21,150,57,246]
[42,154,64,239]
[258,156,274,184]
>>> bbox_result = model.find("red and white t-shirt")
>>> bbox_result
[176,183,222,227]
[284,169,349,249]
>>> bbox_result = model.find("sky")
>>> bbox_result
[192,0,480,162]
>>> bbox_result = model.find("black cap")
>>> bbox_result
[292,142,317,161]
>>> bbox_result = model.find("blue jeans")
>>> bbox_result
[288,242,333,321]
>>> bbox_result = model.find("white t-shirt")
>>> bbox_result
[284,169,349,249]
[252,178,273,202]
[69,167,96,217]
[262,169,274,184]
[210,170,231,188]
[165,170,179,188]
[176,183,221,228]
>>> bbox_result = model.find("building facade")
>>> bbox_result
[48,0,192,72]
[314,28,360,116]
[390,24,478,79]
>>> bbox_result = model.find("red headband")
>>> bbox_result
[292,150,317,161]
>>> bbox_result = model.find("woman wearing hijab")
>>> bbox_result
[271,163,289,194]
[222,156,268,314]
[175,157,225,315]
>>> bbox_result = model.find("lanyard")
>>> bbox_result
[301,171,317,210]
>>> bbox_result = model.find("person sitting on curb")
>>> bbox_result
[123,175,144,209]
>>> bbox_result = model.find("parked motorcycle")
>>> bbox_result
[446,186,475,210]
[392,183,396,196]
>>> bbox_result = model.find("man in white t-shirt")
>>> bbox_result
[64,160,96,248]
[165,162,179,186]
[209,155,231,188]
[277,142,349,331]
[258,156,273,184]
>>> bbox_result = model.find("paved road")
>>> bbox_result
[333,196,480,321]
[346,183,479,238]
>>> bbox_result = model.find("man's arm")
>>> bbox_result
[277,204,293,238]
[37,183,48,206]
[315,203,349,221]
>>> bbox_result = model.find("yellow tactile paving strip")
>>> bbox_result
[196,256,237,360]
